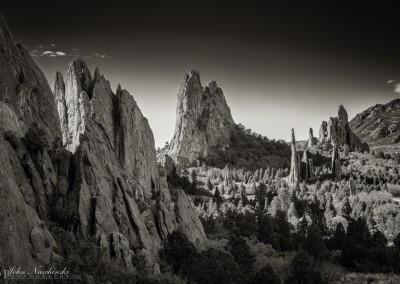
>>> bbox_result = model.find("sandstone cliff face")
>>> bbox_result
[164,70,235,167]
[319,105,369,152]
[0,14,206,273]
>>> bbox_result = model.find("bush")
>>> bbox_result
[205,124,291,171]
[23,122,49,150]
[159,230,197,275]
[185,248,242,283]
[49,222,155,283]
[251,264,280,284]
[286,251,321,284]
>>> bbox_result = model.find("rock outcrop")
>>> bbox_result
[301,150,314,180]
[52,61,207,269]
[350,98,400,146]
[307,127,317,148]
[319,105,369,152]
[289,129,300,186]
[289,129,315,186]
[162,70,235,167]
[0,14,206,273]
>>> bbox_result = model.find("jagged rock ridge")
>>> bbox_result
[350,98,400,146]
[318,105,369,152]
[163,70,235,167]
[54,61,207,265]
[0,14,206,273]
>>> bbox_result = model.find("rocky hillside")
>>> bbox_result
[350,98,400,147]
[160,71,290,170]
[0,14,205,274]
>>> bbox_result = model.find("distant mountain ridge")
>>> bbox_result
[350,98,400,146]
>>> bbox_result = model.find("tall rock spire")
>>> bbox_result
[307,127,316,148]
[54,71,68,146]
[289,129,300,186]
[165,70,235,167]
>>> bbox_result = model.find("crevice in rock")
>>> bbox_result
[88,197,97,236]
[117,178,141,241]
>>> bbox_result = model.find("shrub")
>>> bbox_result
[251,263,280,284]
[286,251,321,284]
[185,248,242,283]
[23,122,49,150]
[159,230,197,275]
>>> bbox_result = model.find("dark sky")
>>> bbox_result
[1,1,400,146]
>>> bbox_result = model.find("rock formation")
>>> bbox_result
[0,14,206,273]
[319,105,369,152]
[319,121,328,143]
[307,127,317,148]
[289,129,300,186]
[0,14,62,270]
[162,70,235,167]
[289,129,315,186]
[301,150,314,180]
[53,61,207,270]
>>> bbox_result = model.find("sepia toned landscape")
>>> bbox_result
[1,1,400,283]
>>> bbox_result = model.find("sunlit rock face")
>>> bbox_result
[0,13,206,273]
[319,105,369,152]
[164,70,235,167]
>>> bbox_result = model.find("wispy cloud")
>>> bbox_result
[40,50,66,57]
[29,44,114,60]
[395,83,400,94]
[91,53,112,59]
[387,79,400,93]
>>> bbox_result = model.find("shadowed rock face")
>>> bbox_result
[0,15,61,270]
[164,70,235,167]
[0,14,206,273]
[319,105,369,152]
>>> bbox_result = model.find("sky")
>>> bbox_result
[1,1,400,147]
